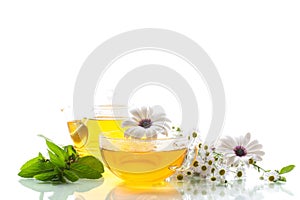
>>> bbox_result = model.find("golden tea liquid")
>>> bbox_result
[67,117,125,159]
[100,148,187,182]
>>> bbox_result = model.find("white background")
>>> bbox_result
[1,0,300,199]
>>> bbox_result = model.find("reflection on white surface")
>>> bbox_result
[77,179,295,200]
[19,179,103,200]
[105,183,182,200]
[172,179,294,200]
[18,177,296,200]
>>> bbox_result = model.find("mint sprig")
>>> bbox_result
[18,136,104,183]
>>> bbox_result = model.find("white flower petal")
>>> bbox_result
[145,129,157,138]
[163,123,170,130]
[247,143,263,151]
[225,152,236,157]
[124,127,136,137]
[122,106,171,138]
[162,129,168,136]
[217,147,230,153]
[233,158,241,166]
[248,150,265,156]
[218,137,236,149]
[151,105,165,116]
[153,118,171,124]
[136,107,146,119]
[236,135,245,146]
[151,125,163,132]
[121,120,137,127]
[217,133,264,165]
[153,126,168,136]
[140,106,148,119]
[131,116,141,123]
[148,106,154,118]
[217,140,234,150]
[245,140,259,150]
[152,121,170,129]
[151,113,166,121]
[131,126,146,139]
[242,132,251,146]
[226,136,239,147]
[151,125,168,135]
[130,109,143,121]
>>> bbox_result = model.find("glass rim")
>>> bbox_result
[93,104,129,119]
[94,104,128,109]
[99,135,188,142]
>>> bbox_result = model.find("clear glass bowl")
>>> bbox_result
[99,136,189,183]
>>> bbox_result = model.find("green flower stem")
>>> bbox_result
[251,162,268,173]
[213,152,223,157]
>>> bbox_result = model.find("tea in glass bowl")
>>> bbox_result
[100,136,188,183]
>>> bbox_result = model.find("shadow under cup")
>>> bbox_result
[100,136,189,183]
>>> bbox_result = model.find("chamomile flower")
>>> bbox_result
[185,170,193,177]
[264,171,280,182]
[199,144,214,159]
[235,167,246,179]
[169,131,293,186]
[216,133,265,166]
[121,105,171,139]
[173,171,187,182]
[199,162,211,178]
[216,165,229,183]
[206,155,215,166]
[190,159,201,174]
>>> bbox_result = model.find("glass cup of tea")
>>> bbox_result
[67,105,128,160]
[99,135,189,183]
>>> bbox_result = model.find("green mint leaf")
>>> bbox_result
[279,165,295,174]
[54,166,63,173]
[69,156,104,179]
[52,174,67,184]
[43,136,68,161]
[48,150,66,168]
[63,170,79,182]
[70,164,102,179]
[19,136,104,184]
[64,145,78,160]
[20,153,45,170]
[18,160,54,178]
[70,157,103,179]
[76,156,104,173]
[38,152,45,160]
[34,171,58,181]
